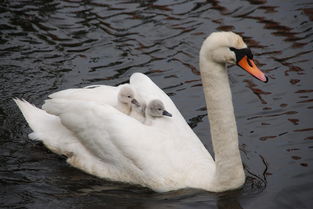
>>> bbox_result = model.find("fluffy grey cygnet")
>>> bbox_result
[116,86,140,115]
[130,99,172,125]
[146,99,172,118]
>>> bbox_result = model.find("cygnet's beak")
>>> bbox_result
[131,99,140,107]
[237,56,268,83]
[162,110,172,117]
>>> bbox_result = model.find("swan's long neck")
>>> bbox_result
[199,53,245,190]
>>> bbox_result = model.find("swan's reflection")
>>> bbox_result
[73,183,245,209]
[217,190,243,209]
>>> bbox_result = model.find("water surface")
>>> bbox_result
[1,0,313,208]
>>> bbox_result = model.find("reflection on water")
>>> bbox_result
[1,0,313,208]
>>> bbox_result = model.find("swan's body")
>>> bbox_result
[14,31,267,192]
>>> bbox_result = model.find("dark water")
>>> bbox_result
[1,0,313,208]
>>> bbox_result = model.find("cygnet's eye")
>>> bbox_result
[127,95,132,98]
[158,108,162,111]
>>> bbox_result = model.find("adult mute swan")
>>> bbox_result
[14,31,267,193]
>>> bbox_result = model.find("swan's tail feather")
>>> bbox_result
[14,98,56,134]
[13,98,72,155]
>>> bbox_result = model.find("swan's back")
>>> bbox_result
[47,84,129,106]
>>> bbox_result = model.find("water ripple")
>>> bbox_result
[1,0,313,208]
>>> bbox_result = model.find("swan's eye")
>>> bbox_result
[128,96,132,98]
[158,108,162,111]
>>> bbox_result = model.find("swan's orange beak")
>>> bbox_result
[237,56,268,83]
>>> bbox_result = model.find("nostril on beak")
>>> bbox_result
[247,59,253,67]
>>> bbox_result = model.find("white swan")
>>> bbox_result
[14,31,267,192]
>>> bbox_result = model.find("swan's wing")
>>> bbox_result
[47,84,127,106]
[42,99,174,175]
[48,85,114,99]
[129,73,173,105]
[130,73,185,121]
[129,72,201,138]
[129,73,214,163]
